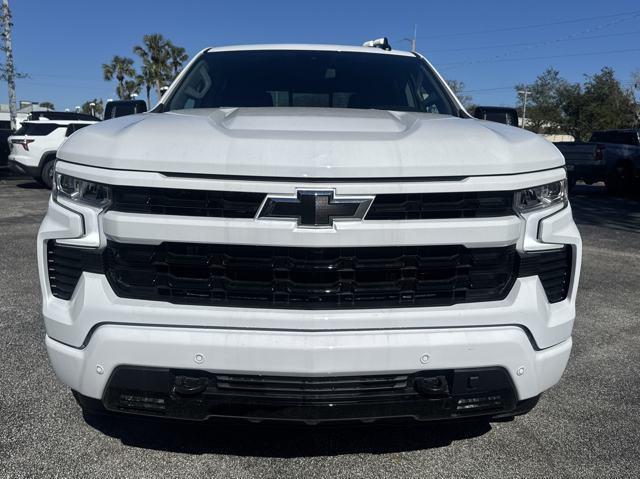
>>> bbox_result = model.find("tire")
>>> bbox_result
[605,162,634,196]
[40,159,55,189]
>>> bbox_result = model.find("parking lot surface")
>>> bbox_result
[0,175,638,478]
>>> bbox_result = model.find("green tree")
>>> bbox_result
[166,41,188,78]
[39,101,54,110]
[557,82,585,140]
[133,34,171,100]
[446,79,474,110]
[515,68,569,133]
[577,67,637,139]
[102,55,137,100]
[80,98,103,117]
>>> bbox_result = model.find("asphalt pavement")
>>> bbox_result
[0,173,638,478]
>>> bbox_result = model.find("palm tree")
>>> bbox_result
[122,76,143,100]
[81,98,103,117]
[139,64,154,108]
[102,55,136,100]
[166,42,188,77]
[133,34,170,100]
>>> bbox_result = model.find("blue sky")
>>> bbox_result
[3,0,639,110]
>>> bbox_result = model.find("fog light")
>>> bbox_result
[456,395,503,411]
[118,394,166,412]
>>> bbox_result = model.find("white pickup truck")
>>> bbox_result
[38,43,581,424]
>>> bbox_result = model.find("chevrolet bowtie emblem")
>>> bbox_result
[258,190,374,227]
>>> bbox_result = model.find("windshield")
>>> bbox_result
[165,50,456,115]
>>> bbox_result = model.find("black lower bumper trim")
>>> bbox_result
[8,159,39,177]
[100,366,525,423]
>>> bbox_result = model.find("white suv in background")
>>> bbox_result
[8,112,98,188]
[39,43,581,424]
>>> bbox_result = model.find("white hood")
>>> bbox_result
[58,108,564,178]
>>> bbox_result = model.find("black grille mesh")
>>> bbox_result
[518,246,572,303]
[46,241,572,307]
[111,186,265,218]
[366,192,514,220]
[46,242,103,300]
[101,242,518,309]
[109,186,514,220]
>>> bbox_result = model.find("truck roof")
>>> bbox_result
[205,44,415,57]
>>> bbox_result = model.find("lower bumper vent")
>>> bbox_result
[103,366,518,422]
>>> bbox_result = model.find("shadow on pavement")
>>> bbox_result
[84,413,492,457]
[570,183,639,234]
[15,181,47,190]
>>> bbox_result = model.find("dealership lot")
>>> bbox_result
[0,176,638,478]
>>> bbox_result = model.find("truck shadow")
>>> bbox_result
[570,183,639,234]
[15,181,47,189]
[83,413,493,456]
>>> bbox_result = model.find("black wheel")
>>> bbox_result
[605,162,634,196]
[40,160,55,189]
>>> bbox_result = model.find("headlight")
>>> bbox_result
[514,180,567,214]
[53,172,111,209]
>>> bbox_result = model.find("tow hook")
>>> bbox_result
[174,375,208,396]
[414,375,450,396]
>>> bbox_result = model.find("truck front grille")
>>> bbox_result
[46,241,573,307]
[111,186,265,218]
[102,242,518,309]
[366,191,513,219]
[110,185,514,220]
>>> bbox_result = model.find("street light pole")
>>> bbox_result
[1,0,17,130]
[403,24,417,52]
[518,89,530,129]
[411,24,417,51]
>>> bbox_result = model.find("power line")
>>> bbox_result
[427,30,640,53]
[415,9,640,39]
[438,47,640,68]
[438,11,640,69]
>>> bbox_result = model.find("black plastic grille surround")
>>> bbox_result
[110,185,515,220]
[366,191,514,220]
[46,241,572,307]
[101,242,519,309]
[518,246,572,303]
[111,186,265,218]
[46,241,103,300]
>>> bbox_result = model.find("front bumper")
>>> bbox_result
[47,323,571,414]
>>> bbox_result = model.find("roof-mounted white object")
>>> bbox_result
[362,37,391,51]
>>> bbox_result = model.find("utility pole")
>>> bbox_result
[1,0,17,130]
[518,89,530,129]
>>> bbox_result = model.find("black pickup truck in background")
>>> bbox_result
[554,129,640,195]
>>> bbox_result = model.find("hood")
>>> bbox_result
[58,108,564,178]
